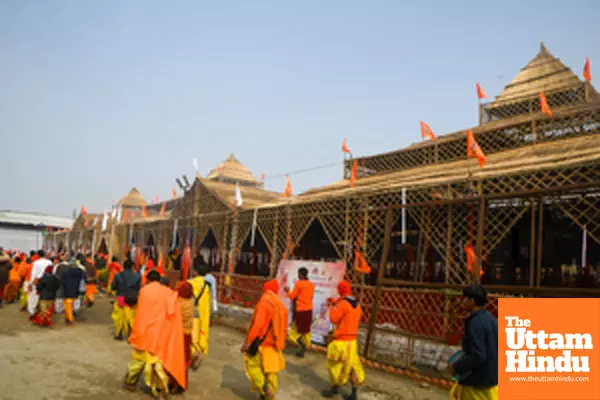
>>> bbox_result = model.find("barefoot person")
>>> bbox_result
[242,279,288,400]
[188,262,212,369]
[322,280,365,400]
[123,270,186,400]
[284,267,315,357]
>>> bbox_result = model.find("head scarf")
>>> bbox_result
[176,281,193,299]
[263,279,279,294]
[337,280,351,297]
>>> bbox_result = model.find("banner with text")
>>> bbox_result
[276,259,346,345]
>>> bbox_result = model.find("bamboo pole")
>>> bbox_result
[529,200,536,287]
[343,197,350,264]
[269,213,280,277]
[475,181,485,284]
[363,209,393,358]
[536,199,544,287]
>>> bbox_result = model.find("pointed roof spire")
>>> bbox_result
[117,187,147,208]
[205,154,260,185]
[490,42,582,105]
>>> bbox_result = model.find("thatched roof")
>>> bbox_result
[203,179,284,209]
[206,154,261,187]
[117,187,147,208]
[273,134,600,206]
[488,43,583,107]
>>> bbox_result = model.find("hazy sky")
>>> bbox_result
[1,1,598,217]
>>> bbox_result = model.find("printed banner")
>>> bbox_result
[276,259,346,345]
[499,298,600,399]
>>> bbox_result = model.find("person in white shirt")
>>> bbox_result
[27,250,53,317]
[204,272,218,315]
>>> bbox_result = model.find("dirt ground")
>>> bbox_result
[0,295,449,400]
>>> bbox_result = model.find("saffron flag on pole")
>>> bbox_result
[466,129,486,168]
[154,195,159,204]
[583,57,592,82]
[540,92,553,117]
[260,173,265,181]
[476,83,488,99]
[159,203,166,217]
[283,175,293,197]
[141,204,148,218]
[172,189,177,199]
[342,138,351,154]
[81,206,87,215]
[350,160,358,188]
[420,121,436,141]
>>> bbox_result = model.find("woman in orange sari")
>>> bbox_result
[4,256,22,303]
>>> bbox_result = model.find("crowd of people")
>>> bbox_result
[0,245,499,400]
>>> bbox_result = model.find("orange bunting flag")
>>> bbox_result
[465,244,483,276]
[260,173,265,181]
[172,189,177,199]
[342,138,351,154]
[141,204,148,218]
[476,83,487,99]
[350,160,358,188]
[583,57,592,82]
[354,251,372,274]
[539,92,552,117]
[466,129,486,168]
[81,206,87,215]
[283,175,293,197]
[420,121,436,141]
[159,203,166,216]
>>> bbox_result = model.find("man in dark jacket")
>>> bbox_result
[0,247,11,308]
[111,259,141,340]
[34,265,61,327]
[61,259,84,326]
[449,284,498,399]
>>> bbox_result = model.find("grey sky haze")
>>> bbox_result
[1,1,598,216]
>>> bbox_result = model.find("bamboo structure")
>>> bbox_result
[46,44,600,368]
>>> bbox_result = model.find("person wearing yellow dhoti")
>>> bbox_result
[242,279,288,399]
[111,259,141,340]
[322,280,365,400]
[284,267,315,358]
[188,262,211,369]
[448,285,498,400]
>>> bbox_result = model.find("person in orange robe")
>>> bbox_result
[19,256,33,311]
[242,279,288,399]
[284,267,315,357]
[321,281,365,400]
[141,256,156,286]
[123,270,186,399]
[107,257,123,296]
[4,256,23,303]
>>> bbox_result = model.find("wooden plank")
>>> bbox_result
[363,209,393,358]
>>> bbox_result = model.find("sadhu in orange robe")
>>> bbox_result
[124,276,186,398]
[108,259,123,295]
[4,257,23,302]
[243,279,288,398]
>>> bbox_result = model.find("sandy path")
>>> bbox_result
[0,296,448,400]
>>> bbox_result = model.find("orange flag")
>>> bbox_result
[84,219,89,228]
[81,206,87,215]
[141,204,149,218]
[260,173,265,181]
[159,203,166,216]
[342,138,351,154]
[540,92,552,117]
[172,189,177,199]
[354,251,372,274]
[420,121,436,141]
[123,210,129,223]
[154,195,159,204]
[476,83,487,99]
[350,160,358,188]
[466,129,486,168]
[583,57,592,82]
[283,175,293,197]
[465,244,483,276]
